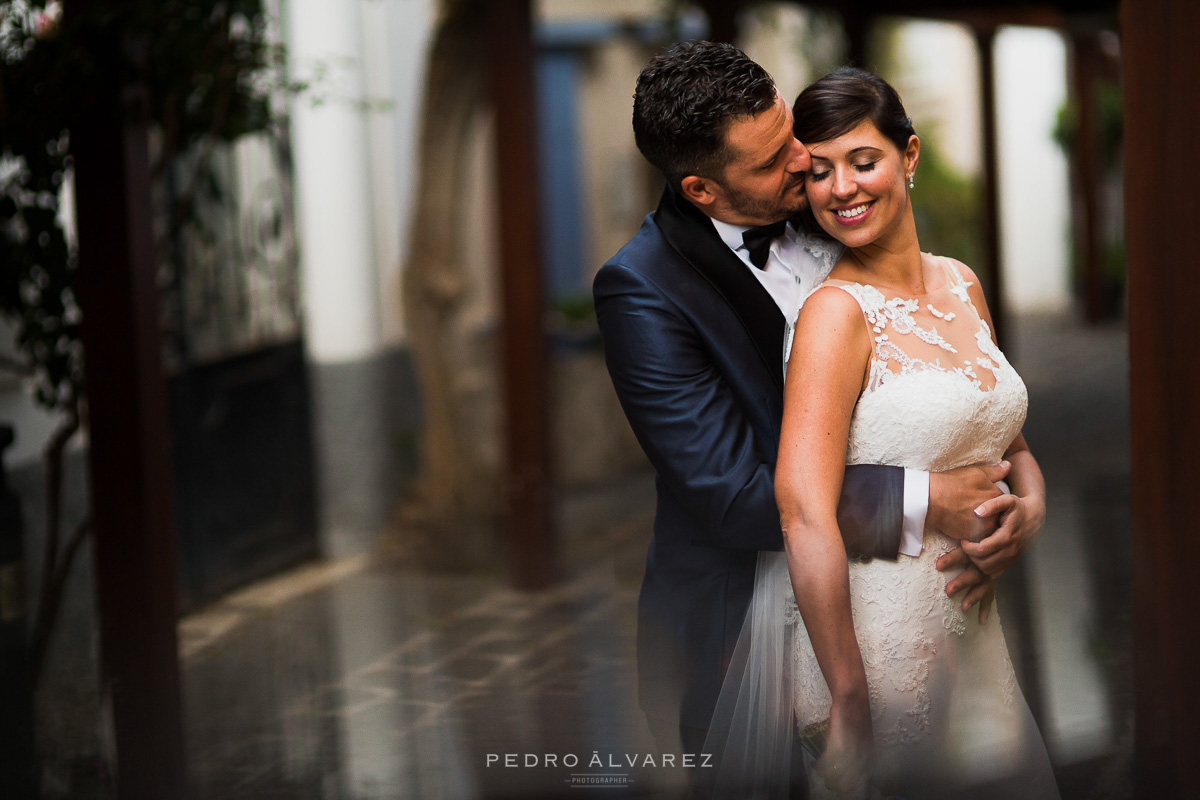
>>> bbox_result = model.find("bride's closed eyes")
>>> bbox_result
[808,161,878,181]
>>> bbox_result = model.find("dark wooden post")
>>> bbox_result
[1068,30,1107,323]
[843,8,870,69]
[64,1,187,796]
[1123,1,1200,797]
[702,0,741,45]
[975,25,1006,351]
[485,0,555,590]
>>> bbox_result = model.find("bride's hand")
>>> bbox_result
[816,699,873,798]
[961,491,1045,576]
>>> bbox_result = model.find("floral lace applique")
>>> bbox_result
[831,276,1008,395]
[796,232,843,282]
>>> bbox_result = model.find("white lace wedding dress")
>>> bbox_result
[706,256,1059,800]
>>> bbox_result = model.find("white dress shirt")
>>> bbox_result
[710,217,928,557]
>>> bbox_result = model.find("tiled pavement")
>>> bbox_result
[179,312,1133,800]
[180,474,677,799]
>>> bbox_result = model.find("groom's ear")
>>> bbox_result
[680,174,720,209]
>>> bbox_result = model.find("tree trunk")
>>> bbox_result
[395,0,497,562]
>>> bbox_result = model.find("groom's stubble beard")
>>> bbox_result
[721,171,807,224]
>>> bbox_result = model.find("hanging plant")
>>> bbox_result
[0,0,299,687]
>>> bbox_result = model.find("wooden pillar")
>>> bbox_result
[485,0,555,590]
[64,1,187,797]
[1068,31,1107,323]
[843,9,869,69]
[976,26,1006,351]
[702,0,741,45]
[1123,1,1200,797]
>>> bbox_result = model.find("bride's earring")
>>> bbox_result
[908,173,915,189]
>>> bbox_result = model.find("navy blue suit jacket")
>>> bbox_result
[593,186,905,739]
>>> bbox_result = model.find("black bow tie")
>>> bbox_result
[741,221,788,269]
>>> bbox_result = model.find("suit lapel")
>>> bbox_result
[654,186,786,392]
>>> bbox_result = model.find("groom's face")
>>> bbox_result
[707,91,811,226]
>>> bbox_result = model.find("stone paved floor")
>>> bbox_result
[178,312,1133,800]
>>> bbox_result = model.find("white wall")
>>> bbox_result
[374,0,436,346]
[285,0,436,359]
[995,26,1072,313]
[0,381,64,466]
[895,21,983,178]
[286,0,380,363]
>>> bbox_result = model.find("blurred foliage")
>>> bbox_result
[1052,78,1123,166]
[1053,77,1125,291]
[910,137,983,271]
[550,293,595,324]
[0,0,296,412]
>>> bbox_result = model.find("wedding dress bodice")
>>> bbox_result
[832,258,1028,473]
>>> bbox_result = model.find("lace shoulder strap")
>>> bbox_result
[823,280,888,320]
[820,281,898,392]
[938,256,978,309]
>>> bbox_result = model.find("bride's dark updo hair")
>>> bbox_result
[791,67,916,235]
[792,67,916,154]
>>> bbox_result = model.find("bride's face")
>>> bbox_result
[804,119,919,249]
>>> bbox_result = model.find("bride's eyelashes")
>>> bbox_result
[806,162,878,182]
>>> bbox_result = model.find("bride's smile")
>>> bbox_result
[832,200,876,224]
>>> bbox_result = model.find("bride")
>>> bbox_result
[704,68,1060,800]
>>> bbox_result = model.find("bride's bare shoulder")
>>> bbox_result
[789,285,872,382]
[927,252,980,287]
[796,283,868,335]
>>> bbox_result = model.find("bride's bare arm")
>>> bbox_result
[776,285,873,793]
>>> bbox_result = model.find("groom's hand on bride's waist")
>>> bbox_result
[924,462,1011,543]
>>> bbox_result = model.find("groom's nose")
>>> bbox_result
[786,137,811,173]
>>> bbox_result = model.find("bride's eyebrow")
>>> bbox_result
[811,146,884,162]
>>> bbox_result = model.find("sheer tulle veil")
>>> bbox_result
[701,550,796,799]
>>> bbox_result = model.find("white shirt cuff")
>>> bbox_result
[900,468,929,557]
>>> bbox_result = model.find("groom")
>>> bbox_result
[594,41,1034,762]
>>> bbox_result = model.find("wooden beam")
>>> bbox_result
[63,1,187,797]
[975,26,1006,351]
[485,0,555,590]
[1123,0,1200,797]
[700,0,741,44]
[795,0,1116,30]
[1068,31,1107,322]
[844,8,870,69]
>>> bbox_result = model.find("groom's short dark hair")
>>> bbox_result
[633,41,776,190]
